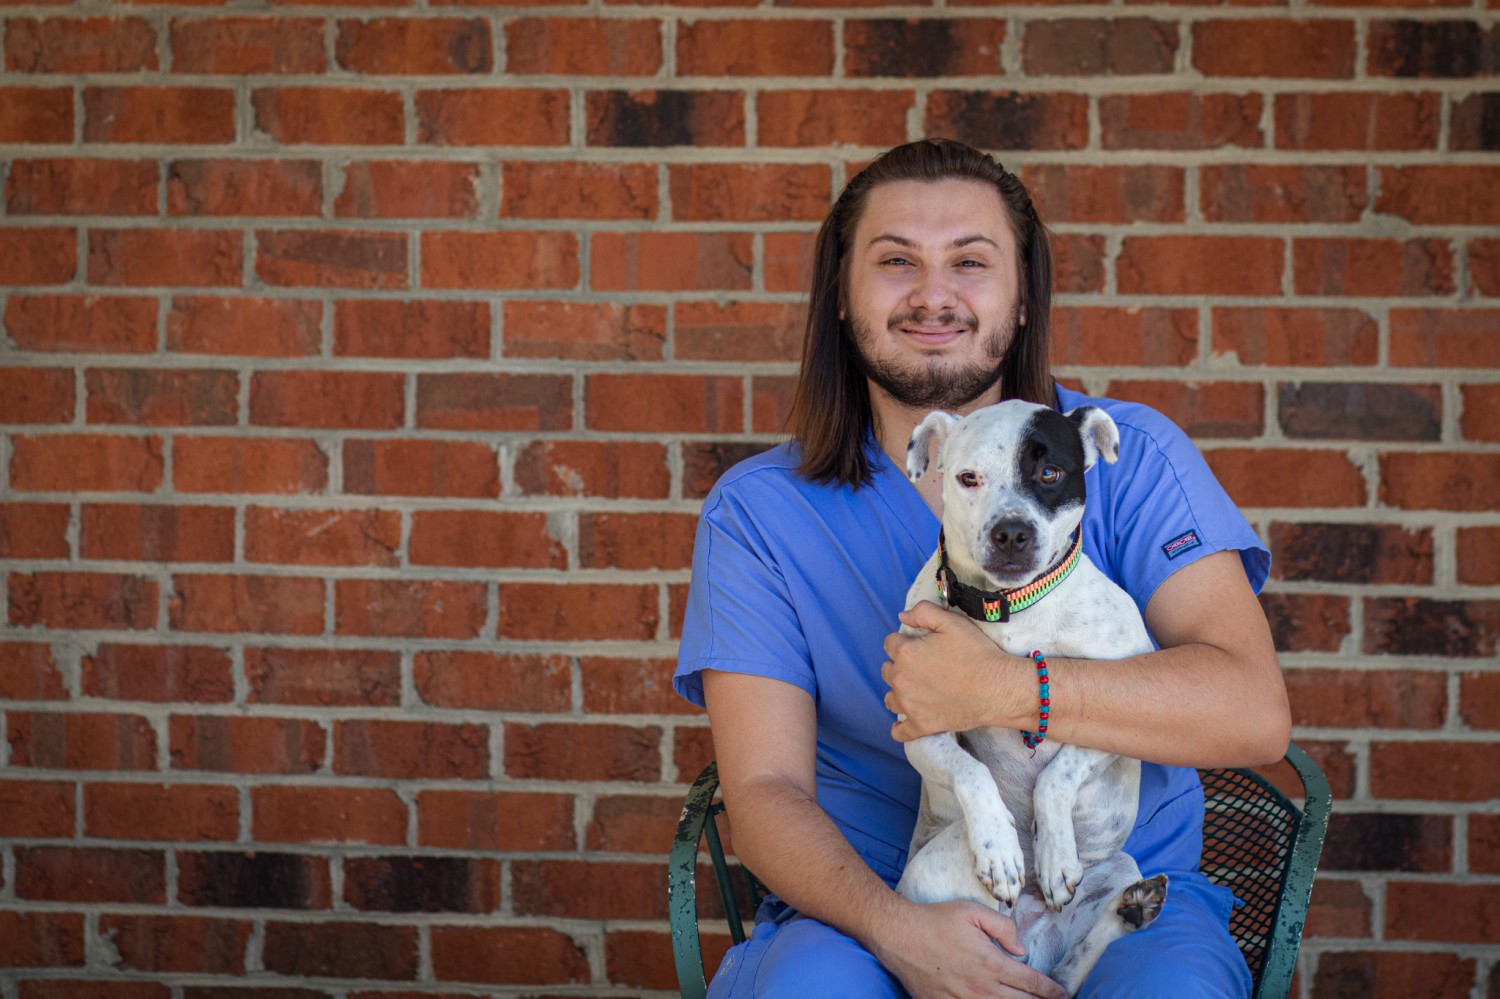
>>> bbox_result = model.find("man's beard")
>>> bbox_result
[848,307,1017,411]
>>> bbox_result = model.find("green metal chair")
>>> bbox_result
[669,743,1330,999]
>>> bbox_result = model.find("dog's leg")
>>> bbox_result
[1032,746,1124,911]
[906,733,1026,906]
[1048,873,1169,994]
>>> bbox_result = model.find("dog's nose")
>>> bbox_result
[990,519,1032,557]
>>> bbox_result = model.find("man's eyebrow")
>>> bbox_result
[866,234,1001,250]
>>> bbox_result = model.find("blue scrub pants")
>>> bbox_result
[704,872,1252,998]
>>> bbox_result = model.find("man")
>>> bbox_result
[673,139,1291,998]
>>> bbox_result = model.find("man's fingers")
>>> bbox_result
[898,599,947,631]
[970,904,1025,957]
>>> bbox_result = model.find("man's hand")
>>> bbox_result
[882,600,1026,741]
[869,898,1069,999]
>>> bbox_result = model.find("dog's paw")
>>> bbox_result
[970,823,1026,906]
[1117,874,1169,931]
[1035,831,1084,911]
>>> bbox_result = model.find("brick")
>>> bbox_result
[1390,308,1499,367]
[1024,18,1176,75]
[1379,453,1500,511]
[410,510,563,569]
[512,858,663,919]
[1270,522,1432,584]
[1386,882,1500,942]
[6,158,158,215]
[580,657,696,716]
[250,370,404,429]
[1471,238,1500,295]
[846,18,1003,76]
[1100,92,1263,149]
[251,785,407,845]
[336,18,492,74]
[752,374,796,433]
[585,89,744,147]
[682,441,767,499]
[1274,91,1439,150]
[1378,166,1500,225]
[167,296,322,356]
[0,779,74,836]
[103,915,251,974]
[587,794,679,853]
[1207,448,1366,509]
[83,644,234,703]
[513,440,669,498]
[335,160,479,219]
[0,913,85,969]
[1212,307,1377,366]
[0,504,69,559]
[173,435,328,494]
[1306,879,1373,938]
[170,16,326,74]
[335,719,488,780]
[253,87,405,145]
[674,725,715,781]
[1458,526,1500,585]
[1278,382,1441,440]
[178,850,332,909]
[1315,951,1477,997]
[421,231,578,290]
[1259,592,1350,652]
[1023,164,1184,224]
[675,301,802,363]
[677,19,833,76]
[88,229,243,288]
[343,438,498,498]
[1294,237,1454,296]
[168,574,325,635]
[345,856,499,913]
[503,300,664,360]
[1460,671,1500,729]
[333,300,488,359]
[505,17,661,74]
[429,926,589,985]
[925,91,1089,150]
[0,650,69,713]
[591,232,752,290]
[757,89,912,147]
[1050,307,1196,367]
[1475,814,1500,872]
[245,647,400,707]
[263,921,417,980]
[11,434,163,492]
[416,372,572,430]
[608,928,705,991]
[1193,19,1354,77]
[1283,667,1445,728]
[16,846,164,903]
[506,722,660,782]
[0,227,76,285]
[7,295,158,353]
[1452,92,1500,151]
[83,86,234,144]
[1364,597,1499,657]
[1368,19,1500,77]
[256,230,407,289]
[334,578,488,639]
[670,163,831,222]
[5,16,157,72]
[418,789,576,851]
[1105,379,1262,439]
[84,783,238,840]
[8,710,154,770]
[8,572,158,630]
[577,513,697,571]
[1201,165,1365,223]
[1300,740,1357,800]
[85,368,239,426]
[0,87,72,142]
[0,367,73,423]
[415,88,569,146]
[1118,237,1282,295]
[587,373,743,432]
[1052,233,1105,293]
[167,160,322,217]
[171,715,324,775]
[498,583,659,641]
[415,651,570,712]
[501,160,656,220]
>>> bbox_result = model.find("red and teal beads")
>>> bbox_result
[1021,649,1050,749]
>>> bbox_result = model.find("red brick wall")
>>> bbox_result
[0,2,1496,995]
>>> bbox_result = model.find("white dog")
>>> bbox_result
[895,400,1168,995]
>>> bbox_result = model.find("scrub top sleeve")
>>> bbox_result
[674,489,817,709]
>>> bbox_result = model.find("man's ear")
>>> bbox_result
[1065,406,1120,471]
[907,411,960,481]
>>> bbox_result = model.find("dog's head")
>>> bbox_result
[906,400,1120,588]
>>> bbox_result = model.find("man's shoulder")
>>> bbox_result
[1054,385,1196,459]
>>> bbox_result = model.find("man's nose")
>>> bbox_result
[908,266,957,312]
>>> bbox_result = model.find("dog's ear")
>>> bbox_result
[906,411,959,481]
[1066,406,1120,470]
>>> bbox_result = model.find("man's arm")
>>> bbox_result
[883,550,1290,768]
[703,669,1068,999]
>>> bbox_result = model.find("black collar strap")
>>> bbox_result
[935,529,1083,623]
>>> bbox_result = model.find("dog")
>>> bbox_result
[894,399,1169,995]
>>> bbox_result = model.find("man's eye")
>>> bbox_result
[1039,466,1062,485]
[957,471,979,487]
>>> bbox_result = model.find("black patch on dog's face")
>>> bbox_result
[1018,409,1088,513]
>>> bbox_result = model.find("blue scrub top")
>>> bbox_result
[675,387,1269,886]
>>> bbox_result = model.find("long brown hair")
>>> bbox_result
[788,138,1054,488]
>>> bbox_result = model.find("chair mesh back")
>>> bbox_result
[1198,767,1300,980]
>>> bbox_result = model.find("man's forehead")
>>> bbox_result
[854,178,1015,249]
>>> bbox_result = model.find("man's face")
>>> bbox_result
[842,178,1023,413]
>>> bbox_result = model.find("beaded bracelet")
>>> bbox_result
[1020,649,1050,749]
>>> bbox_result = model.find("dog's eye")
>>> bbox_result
[957,471,980,488]
[1039,465,1062,485]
